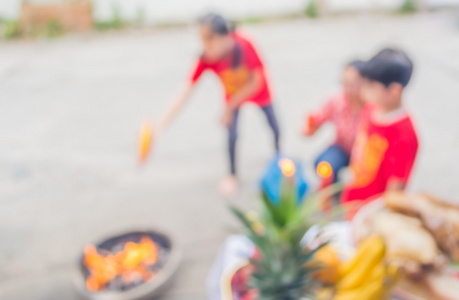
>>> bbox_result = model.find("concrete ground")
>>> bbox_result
[1,12,459,300]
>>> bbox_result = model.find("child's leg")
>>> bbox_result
[228,110,240,175]
[315,145,350,210]
[314,145,350,183]
[220,111,240,197]
[260,104,280,152]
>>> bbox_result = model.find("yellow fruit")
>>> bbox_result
[355,279,386,300]
[333,288,361,300]
[338,235,379,277]
[368,262,386,283]
[310,245,341,284]
[336,235,385,290]
[385,263,400,287]
[333,263,387,300]
[334,275,387,300]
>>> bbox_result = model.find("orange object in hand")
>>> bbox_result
[308,115,315,130]
[139,121,153,164]
[317,161,333,179]
[303,115,316,136]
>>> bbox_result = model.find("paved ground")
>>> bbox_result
[1,12,459,300]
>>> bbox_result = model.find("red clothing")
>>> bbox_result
[190,32,272,107]
[310,93,362,154]
[341,104,419,202]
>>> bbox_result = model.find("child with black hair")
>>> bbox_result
[302,60,366,184]
[155,13,280,196]
[341,48,419,203]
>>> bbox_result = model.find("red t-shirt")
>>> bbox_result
[341,104,419,203]
[310,93,362,154]
[190,32,272,107]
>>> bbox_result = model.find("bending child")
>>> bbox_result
[155,13,280,196]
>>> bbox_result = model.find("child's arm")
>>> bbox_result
[156,82,194,137]
[302,97,336,136]
[156,59,207,135]
[221,69,263,127]
[302,115,317,136]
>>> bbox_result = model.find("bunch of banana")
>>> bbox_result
[333,235,399,300]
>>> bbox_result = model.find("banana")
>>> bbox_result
[338,235,380,277]
[355,279,386,300]
[333,262,387,300]
[384,263,400,287]
[334,277,387,300]
[336,235,386,290]
[333,237,394,300]
[333,289,361,300]
[368,262,386,283]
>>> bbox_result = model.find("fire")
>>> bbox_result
[317,161,333,179]
[279,158,296,177]
[84,237,159,292]
[139,121,153,163]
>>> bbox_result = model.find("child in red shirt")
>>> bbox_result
[302,61,365,183]
[156,14,280,196]
[341,48,419,203]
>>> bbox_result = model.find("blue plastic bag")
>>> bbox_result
[260,155,308,205]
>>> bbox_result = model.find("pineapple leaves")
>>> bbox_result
[278,178,298,226]
[230,206,265,247]
[261,190,285,227]
[230,171,340,300]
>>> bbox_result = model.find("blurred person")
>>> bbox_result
[341,48,419,204]
[155,13,280,197]
[302,60,366,184]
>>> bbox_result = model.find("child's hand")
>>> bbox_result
[221,108,234,128]
[302,115,316,136]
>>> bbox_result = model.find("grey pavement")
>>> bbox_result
[1,12,459,300]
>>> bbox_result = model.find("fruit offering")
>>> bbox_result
[310,245,341,284]
[333,235,398,300]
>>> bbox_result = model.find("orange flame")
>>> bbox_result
[139,121,153,163]
[279,158,295,177]
[84,237,158,292]
[317,161,333,179]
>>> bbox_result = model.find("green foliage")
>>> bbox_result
[136,6,146,26]
[2,19,21,39]
[45,19,64,38]
[240,17,264,25]
[1,18,64,40]
[305,0,319,19]
[399,0,418,14]
[94,5,125,31]
[111,5,124,28]
[231,177,335,299]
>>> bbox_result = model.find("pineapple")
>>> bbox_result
[231,165,339,300]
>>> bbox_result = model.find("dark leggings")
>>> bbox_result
[229,104,280,175]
